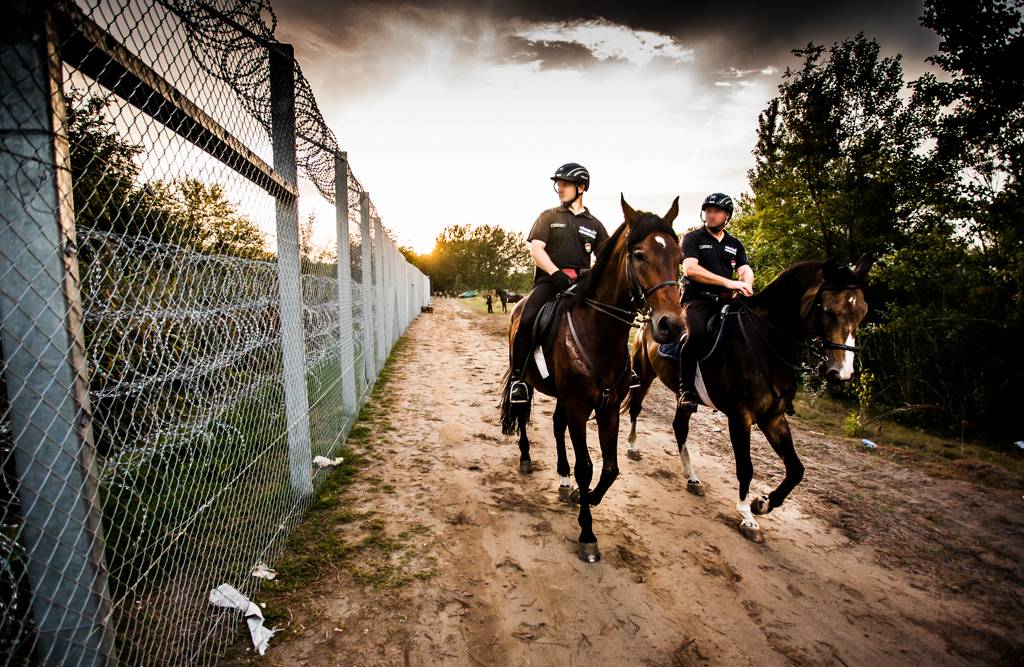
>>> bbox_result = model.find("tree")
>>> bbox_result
[734,34,944,283]
[413,225,530,292]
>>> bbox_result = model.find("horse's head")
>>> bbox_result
[804,255,873,382]
[621,195,684,344]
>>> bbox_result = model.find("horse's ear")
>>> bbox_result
[822,258,841,284]
[621,193,637,227]
[664,196,679,225]
[853,253,875,280]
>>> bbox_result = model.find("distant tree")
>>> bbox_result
[415,224,530,292]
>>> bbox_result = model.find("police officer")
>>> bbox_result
[677,192,754,412]
[508,163,609,402]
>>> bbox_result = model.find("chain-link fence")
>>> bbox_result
[0,1,430,664]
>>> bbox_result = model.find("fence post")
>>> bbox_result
[269,43,312,496]
[373,216,387,369]
[358,192,375,388]
[0,3,116,664]
[333,152,358,420]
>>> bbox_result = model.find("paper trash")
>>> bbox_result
[862,438,878,449]
[250,561,277,580]
[209,584,276,655]
[313,455,344,468]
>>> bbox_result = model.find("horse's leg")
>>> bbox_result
[727,411,762,542]
[751,413,804,516]
[626,368,654,461]
[518,389,533,474]
[587,405,619,506]
[553,400,573,502]
[672,404,705,496]
[567,407,599,562]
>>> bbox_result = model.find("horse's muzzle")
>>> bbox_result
[652,313,684,344]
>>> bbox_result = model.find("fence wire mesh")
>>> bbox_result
[0,1,430,664]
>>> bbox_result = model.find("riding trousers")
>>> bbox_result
[510,275,561,375]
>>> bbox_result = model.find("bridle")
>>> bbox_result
[735,281,862,370]
[578,237,681,328]
[806,283,860,365]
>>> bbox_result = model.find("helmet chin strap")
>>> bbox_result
[559,184,584,208]
[702,211,729,233]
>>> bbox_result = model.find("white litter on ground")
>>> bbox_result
[250,561,277,580]
[209,583,276,655]
[313,455,344,467]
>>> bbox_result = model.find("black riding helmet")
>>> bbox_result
[701,192,734,218]
[551,163,590,190]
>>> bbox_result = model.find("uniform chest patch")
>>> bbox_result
[724,246,737,255]
[578,226,597,239]
[699,244,714,250]
[551,222,566,228]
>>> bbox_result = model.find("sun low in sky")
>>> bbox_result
[272,1,938,253]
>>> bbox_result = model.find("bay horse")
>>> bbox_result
[495,288,509,313]
[500,196,685,562]
[627,257,873,542]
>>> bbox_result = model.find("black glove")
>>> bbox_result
[550,269,574,292]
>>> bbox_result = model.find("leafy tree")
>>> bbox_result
[734,34,944,283]
[409,224,530,292]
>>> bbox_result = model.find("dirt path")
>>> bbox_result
[236,299,1023,666]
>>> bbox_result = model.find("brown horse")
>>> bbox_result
[500,196,685,562]
[627,257,873,542]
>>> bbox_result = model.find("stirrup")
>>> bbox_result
[677,391,699,413]
[509,380,530,404]
[629,370,641,389]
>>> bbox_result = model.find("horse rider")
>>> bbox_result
[508,163,609,403]
[677,192,754,413]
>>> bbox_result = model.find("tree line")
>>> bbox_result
[732,0,1022,442]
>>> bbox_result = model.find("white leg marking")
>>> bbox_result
[840,333,855,380]
[737,497,760,530]
[559,475,572,487]
[679,445,700,483]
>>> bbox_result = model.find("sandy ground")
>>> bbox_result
[234,298,1023,666]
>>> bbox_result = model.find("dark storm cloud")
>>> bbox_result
[271,0,939,83]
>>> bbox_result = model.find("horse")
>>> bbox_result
[499,195,685,562]
[495,288,509,313]
[626,256,873,542]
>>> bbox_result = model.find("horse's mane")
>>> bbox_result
[745,259,863,308]
[579,212,677,297]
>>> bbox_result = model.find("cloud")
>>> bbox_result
[511,19,694,67]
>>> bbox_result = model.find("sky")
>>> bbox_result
[271,0,940,253]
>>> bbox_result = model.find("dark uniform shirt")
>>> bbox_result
[681,227,749,300]
[527,206,609,283]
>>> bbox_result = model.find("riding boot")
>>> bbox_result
[509,330,531,404]
[677,345,700,414]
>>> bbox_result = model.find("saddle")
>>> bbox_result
[531,286,581,354]
[658,303,732,361]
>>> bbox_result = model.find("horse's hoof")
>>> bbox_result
[751,495,772,515]
[686,480,706,496]
[569,488,581,505]
[558,485,574,504]
[739,522,765,543]
[519,460,533,475]
[626,448,642,461]
[578,541,601,563]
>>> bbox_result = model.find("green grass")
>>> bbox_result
[460,294,507,316]
[793,389,1024,483]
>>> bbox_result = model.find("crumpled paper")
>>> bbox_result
[209,583,276,655]
[250,561,277,580]
[312,455,344,468]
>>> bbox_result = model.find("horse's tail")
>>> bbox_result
[499,369,531,435]
[621,321,648,415]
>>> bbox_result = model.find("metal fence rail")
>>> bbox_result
[0,1,430,664]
